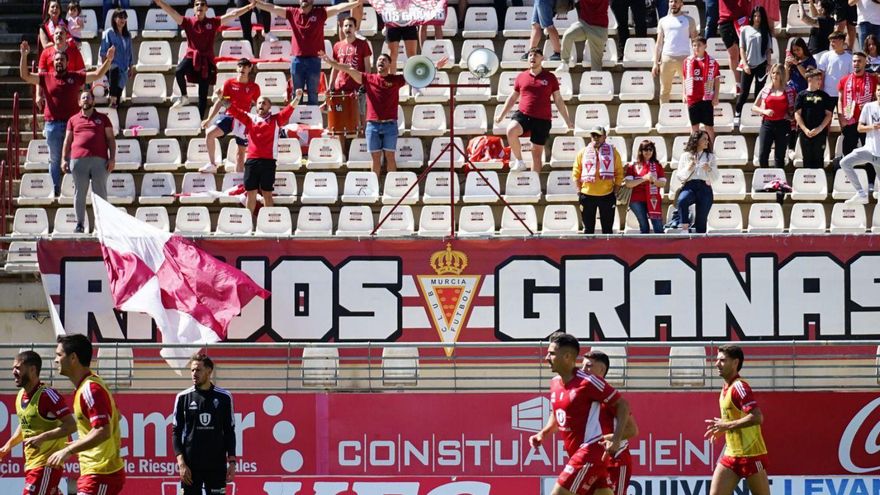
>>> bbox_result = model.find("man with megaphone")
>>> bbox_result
[321,50,447,175]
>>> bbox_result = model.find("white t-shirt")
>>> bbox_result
[817,50,854,97]
[658,14,694,58]
[858,101,880,155]
[858,0,880,25]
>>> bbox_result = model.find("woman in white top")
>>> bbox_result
[735,6,773,123]
[675,130,720,233]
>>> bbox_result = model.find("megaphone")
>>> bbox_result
[403,55,437,89]
[466,48,499,79]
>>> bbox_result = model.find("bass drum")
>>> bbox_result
[326,93,358,136]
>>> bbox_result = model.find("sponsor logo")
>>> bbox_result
[199,412,212,426]
[510,397,550,433]
[188,400,198,410]
[839,397,880,474]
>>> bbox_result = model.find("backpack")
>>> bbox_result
[465,136,510,171]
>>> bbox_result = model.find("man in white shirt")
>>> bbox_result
[653,0,697,103]
[816,31,853,110]
[842,83,880,204]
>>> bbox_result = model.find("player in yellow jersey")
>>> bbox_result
[704,345,770,495]
[47,334,126,495]
[0,350,76,495]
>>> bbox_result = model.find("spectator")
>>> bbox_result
[735,6,772,127]
[330,17,372,140]
[612,0,647,59]
[837,51,878,185]
[705,0,720,38]
[624,140,667,233]
[256,0,362,105]
[572,126,624,234]
[817,31,853,110]
[156,0,255,117]
[496,48,573,173]
[555,0,611,73]
[200,58,261,174]
[841,83,880,204]
[834,0,858,49]
[676,130,719,233]
[19,41,113,196]
[67,1,84,46]
[864,34,880,71]
[795,69,834,169]
[786,38,817,94]
[653,0,697,104]
[525,0,561,60]
[237,0,275,53]
[335,0,364,41]
[39,0,67,49]
[802,0,836,54]
[684,36,721,141]
[718,0,751,91]
[856,0,880,49]
[752,0,781,31]
[99,9,134,109]
[752,63,798,167]
[38,26,85,74]
[62,90,115,233]
[103,0,130,32]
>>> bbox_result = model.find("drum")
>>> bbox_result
[326,93,358,136]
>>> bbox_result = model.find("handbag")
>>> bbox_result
[615,186,632,206]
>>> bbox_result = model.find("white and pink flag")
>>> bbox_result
[91,194,270,368]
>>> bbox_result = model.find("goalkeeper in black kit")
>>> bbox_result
[172,353,236,495]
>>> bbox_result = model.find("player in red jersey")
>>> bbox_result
[530,332,630,495]
[200,58,262,174]
[582,351,639,495]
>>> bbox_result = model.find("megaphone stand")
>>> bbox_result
[370,81,536,237]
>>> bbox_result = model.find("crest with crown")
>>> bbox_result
[430,243,468,276]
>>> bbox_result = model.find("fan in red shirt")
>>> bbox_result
[530,333,631,495]
[330,17,373,139]
[496,48,573,173]
[154,0,254,118]
[718,0,751,87]
[684,36,721,141]
[581,351,640,495]
[38,26,85,74]
[199,58,261,174]
[226,90,304,215]
[38,0,68,49]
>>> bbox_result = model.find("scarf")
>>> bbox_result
[582,142,615,183]
[644,160,663,220]
[686,55,718,101]
[841,73,874,125]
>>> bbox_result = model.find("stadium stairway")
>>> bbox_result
[0,0,41,166]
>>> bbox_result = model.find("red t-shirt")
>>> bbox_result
[21,384,71,420]
[38,41,85,73]
[362,72,405,122]
[76,375,113,428]
[598,399,630,459]
[67,111,113,159]
[721,375,758,413]
[684,55,721,106]
[624,161,666,202]
[762,92,790,121]
[576,0,609,28]
[222,78,261,114]
[333,38,373,93]
[719,0,750,23]
[228,105,294,159]
[549,369,619,458]
[514,69,560,121]
[39,70,85,121]
[180,16,219,62]
[838,73,878,126]
[285,6,327,57]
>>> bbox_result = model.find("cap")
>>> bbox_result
[589,125,607,136]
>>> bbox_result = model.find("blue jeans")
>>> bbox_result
[45,120,67,196]
[531,0,555,28]
[704,0,719,38]
[366,121,399,152]
[859,22,880,49]
[629,201,664,233]
[676,180,714,233]
[291,56,321,105]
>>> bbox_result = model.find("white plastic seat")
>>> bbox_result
[791,169,828,200]
[751,168,788,200]
[5,242,38,271]
[277,139,303,171]
[453,104,488,135]
[739,103,762,133]
[24,140,50,170]
[96,107,120,136]
[271,172,297,205]
[429,137,465,168]
[121,106,159,137]
[411,104,448,136]
[718,70,737,100]
[257,40,292,70]
[707,38,730,65]
[422,171,461,204]
[503,171,542,203]
[17,173,54,205]
[184,138,222,170]
[12,208,49,236]
[143,138,182,171]
[217,172,245,204]
[615,103,652,134]
[618,71,655,101]
[105,173,136,204]
[417,205,454,237]
[381,172,419,205]
[113,139,141,171]
[789,203,827,233]
[340,171,379,204]
[254,207,292,235]
[300,172,338,204]
[130,73,167,104]
[335,205,374,237]
[462,171,501,203]
[549,107,569,135]
[575,71,614,103]
[179,172,218,204]
[254,72,288,102]
[413,71,450,103]
[164,106,201,137]
[706,204,744,233]
[375,205,415,236]
[142,8,177,38]
[711,103,735,133]
[174,206,211,234]
[138,172,176,204]
[714,135,749,167]
[786,4,811,34]
[135,206,170,231]
[574,104,611,137]
[557,72,574,101]
[305,138,343,170]
[607,136,628,163]
[215,207,253,235]
[629,136,668,165]
[669,346,706,387]
[544,171,578,202]
[345,139,371,170]
[582,38,618,69]
[359,7,379,36]
[295,206,333,236]
[499,204,538,236]
[458,38,495,68]
[455,70,492,102]
[832,169,868,200]
[290,105,323,127]
[103,9,138,36]
[458,205,496,236]
[830,203,867,233]
[491,104,518,134]
[500,39,530,69]
[502,6,531,37]
[656,103,691,134]
[549,136,585,168]
[421,39,456,68]
[746,203,785,233]
[541,204,580,235]
[135,41,173,72]
[396,138,425,169]
[442,6,458,36]
[462,7,498,37]
[711,169,747,201]
[217,40,254,70]
[495,71,518,102]
[51,208,88,237]
[79,9,99,39]
[622,38,655,68]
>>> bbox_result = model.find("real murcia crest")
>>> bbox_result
[417,243,482,357]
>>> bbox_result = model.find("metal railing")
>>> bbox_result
[8,340,880,394]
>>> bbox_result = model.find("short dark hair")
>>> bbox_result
[342,16,358,27]
[692,35,707,45]
[527,47,542,55]
[16,350,42,374]
[584,350,610,372]
[549,331,579,356]
[829,31,846,41]
[718,344,744,371]
[53,50,68,61]
[56,334,92,367]
[377,53,392,63]
[237,57,252,67]
[805,68,823,79]
[189,352,214,370]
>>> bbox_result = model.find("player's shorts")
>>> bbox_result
[556,447,612,495]
[23,466,63,495]
[608,450,633,495]
[76,470,126,495]
[719,454,769,479]
[212,114,248,146]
